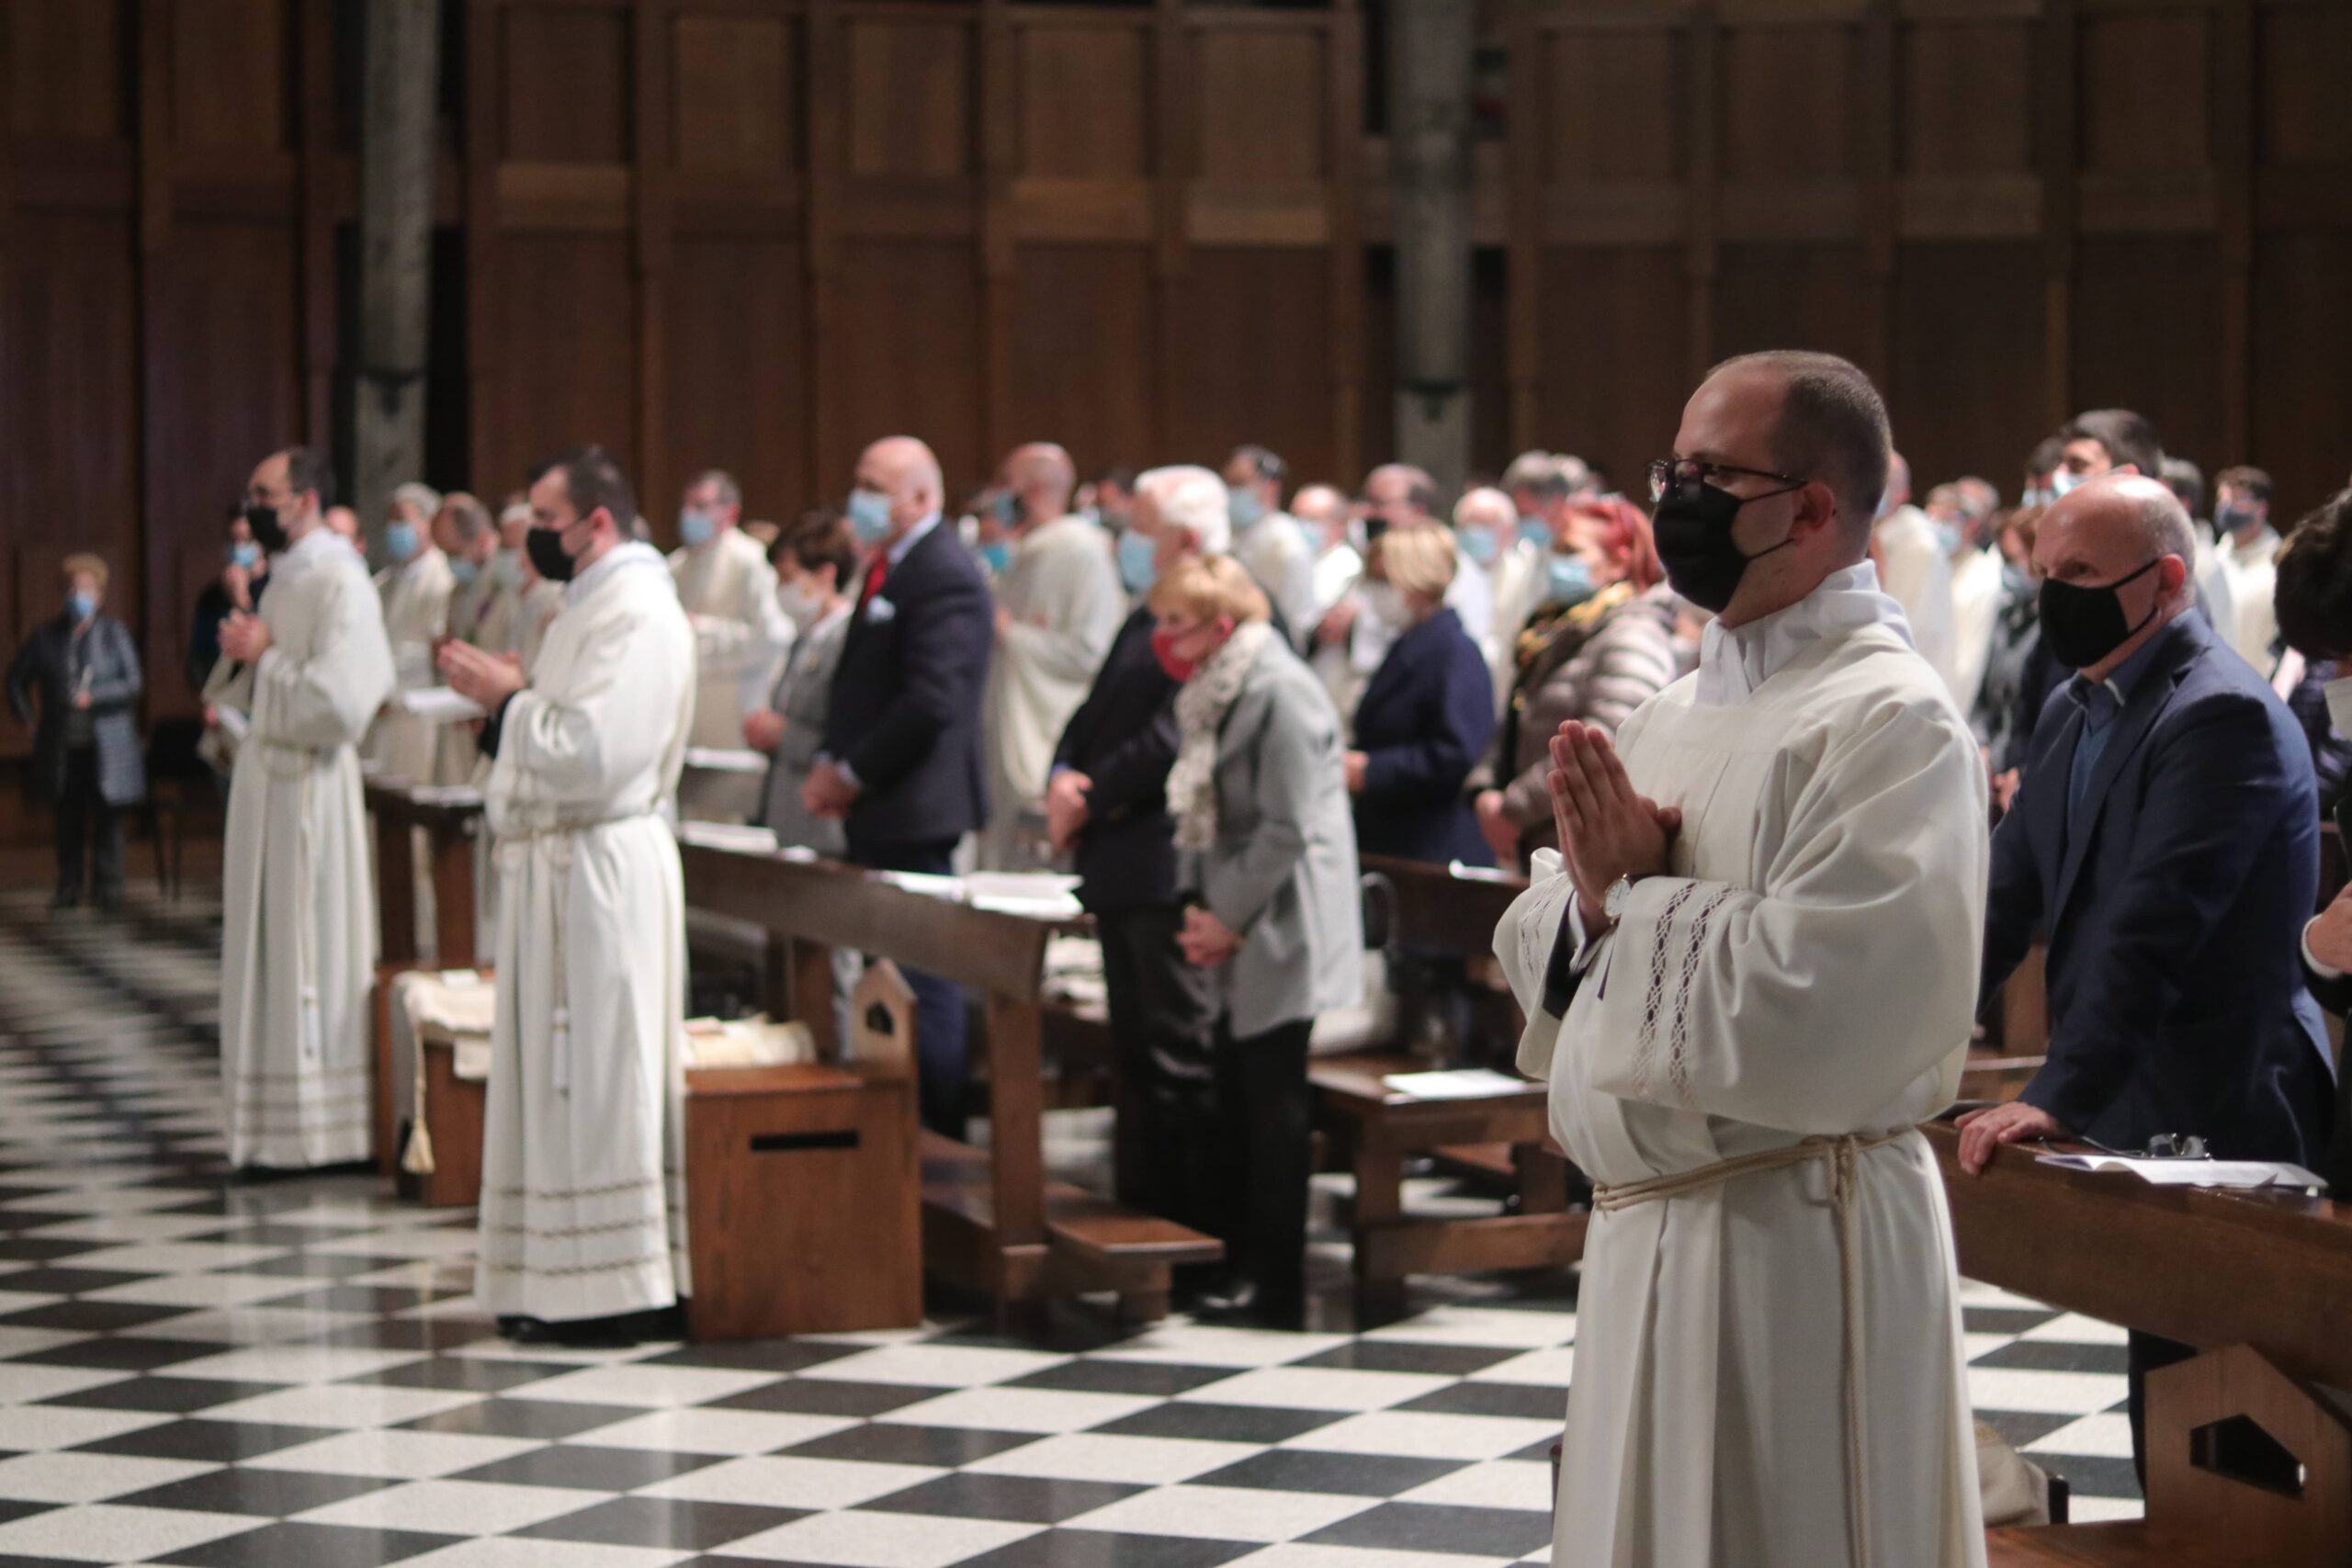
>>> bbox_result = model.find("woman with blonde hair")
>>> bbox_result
[1148,554,1362,1326]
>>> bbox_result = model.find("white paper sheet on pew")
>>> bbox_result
[394,686,487,724]
[875,870,966,899]
[684,747,771,775]
[405,784,483,807]
[1381,1067,1530,1100]
[2035,1154,2329,1190]
[677,820,781,855]
[963,873,1084,921]
[212,705,251,742]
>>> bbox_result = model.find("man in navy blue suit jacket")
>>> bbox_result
[807,435,993,1138]
[1967,474,2334,1481]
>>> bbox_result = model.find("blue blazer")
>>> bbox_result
[1351,607,1498,867]
[820,522,993,850]
[1981,611,2335,1164]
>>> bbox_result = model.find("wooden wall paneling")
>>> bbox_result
[666,236,809,522]
[2257,2,2352,173]
[298,0,336,452]
[1162,247,1335,482]
[465,0,503,498]
[170,0,287,153]
[1326,0,1364,487]
[1685,2,1720,386]
[673,11,797,179]
[493,234,640,488]
[1858,0,1895,385]
[1148,0,1186,468]
[503,4,633,165]
[0,0,16,734]
[636,0,672,521]
[834,241,984,493]
[2249,233,2352,519]
[1007,245,1154,478]
[2215,0,2255,466]
[1712,243,1872,368]
[1504,3,1541,457]
[2037,0,2078,428]
[1534,247,1690,499]
[978,0,1015,469]
[844,13,970,182]
[2071,233,2222,470]
[133,0,175,732]
[1889,241,2047,499]
[806,0,845,493]
[9,0,125,141]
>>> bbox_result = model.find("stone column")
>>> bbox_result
[1388,0,1476,495]
[354,0,443,525]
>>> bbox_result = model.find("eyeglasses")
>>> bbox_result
[1646,457,1808,505]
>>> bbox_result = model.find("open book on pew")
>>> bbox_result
[394,686,487,724]
[2034,1152,2328,1190]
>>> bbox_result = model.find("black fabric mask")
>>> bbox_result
[526,525,577,583]
[2038,558,2160,670]
[243,502,289,556]
[1651,482,1799,614]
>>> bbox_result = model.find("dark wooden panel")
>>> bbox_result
[2250,233,2352,520]
[1543,27,1680,183]
[662,235,809,526]
[1711,243,1872,369]
[1164,247,1334,485]
[5,214,141,564]
[502,5,632,164]
[1902,20,2033,176]
[1008,245,1153,479]
[141,219,302,714]
[2071,234,2222,474]
[491,234,639,486]
[2079,10,2211,175]
[832,241,983,495]
[171,0,286,151]
[9,0,126,140]
[1532,246,1689,502]
[672,14,796,177]
[846,18,971,180]
[1722,23,1858,180]
[2259,6,2352,170]
[1193,27,1323,184]
[1018,24,1147,180]
[1889,242,2045,502]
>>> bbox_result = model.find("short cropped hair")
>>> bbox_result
[1711,350,1892,543]
[1230,445,1287,490]
[1148,553,1270,626]
[542,446,638,532]
[1138,465,1231,557]
[391,481,443,522]
[2065,409,2165,479]
[438,492,492,544]
[689,469,742,509]
[2160,457,2205,518]
[2216,466,2274,505]
[2275,490,2352,659]
[779,509,859,586]
[2027,435,2066,486]
[1378,523,1460,602]
[61,554,108,592]
[277,446,336,510]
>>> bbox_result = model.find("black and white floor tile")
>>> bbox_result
[0,886,2141,1565]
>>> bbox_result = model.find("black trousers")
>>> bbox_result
[843,835,968,1140]
[1098,903,1219,1219]
[54,750,124,905]
[1204,1018,1316,1312]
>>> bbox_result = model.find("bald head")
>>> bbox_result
[1453,486,1515,536]
[1001,443,1076,527]
[2032,474,2197,677]
[855,436,944,538]
[1363,463,1439,532]
[1291,483,1350,549]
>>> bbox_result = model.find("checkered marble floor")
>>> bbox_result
[0,885,2143,1566]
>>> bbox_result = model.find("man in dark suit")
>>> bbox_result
[1967,473,2335,1481]
[806,435,993,1138]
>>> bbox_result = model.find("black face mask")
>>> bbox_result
[1651,482,1799,614]
[243,501,289,556]
[526,525,577,583]
[2038,558,2160,670]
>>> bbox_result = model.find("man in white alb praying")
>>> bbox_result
[438,446,696,1346]
[1495,351,1989,1567]
[213,447,396,1171]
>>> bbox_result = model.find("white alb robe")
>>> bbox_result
[2219,524,2282,671]
[478,542,695,1321]
[1235,512,1317,653]
[1949,544,2006,716]
[367,547,457,781]
[1873,505,1962,704]
[671,526,792,750]
[1496,564,1988,1568]
[978,513,1125,867]
[216,527,397,1168]
[1482,536,1547,714]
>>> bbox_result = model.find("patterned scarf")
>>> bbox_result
[1168,620,1275,852]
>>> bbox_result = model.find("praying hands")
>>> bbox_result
[1546,720,1680,933]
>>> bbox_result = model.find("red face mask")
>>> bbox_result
[1150,626,1197,682]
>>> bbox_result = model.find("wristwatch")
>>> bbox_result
[1602,874,1639,925]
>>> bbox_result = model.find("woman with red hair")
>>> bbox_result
[1470,495,1680,869]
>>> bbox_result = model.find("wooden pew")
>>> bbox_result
[676,838,1222,1324]
[366,782,486,1175]
[1925,1121,2352,1563]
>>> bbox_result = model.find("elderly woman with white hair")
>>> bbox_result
[364,479,458,781]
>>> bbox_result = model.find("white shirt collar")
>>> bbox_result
[1694,561,1913,706]
[888,512,943,569]
[564,539,666,606]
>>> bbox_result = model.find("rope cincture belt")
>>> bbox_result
[1591,1128,1911,1568]
[494,810,651,1098]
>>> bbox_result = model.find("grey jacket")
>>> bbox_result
[9,613,147,807]
[758,605,850,857]
[1187,638,1364,1039]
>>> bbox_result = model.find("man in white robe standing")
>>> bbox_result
[1495,351,1987,1568]
[1872,452,1963,705]
[670,468,793,750]
[440,446,695,1345]
[366,482,457,782]
[1224,445,1317,649]
[978,442,1125,869]
[214,447,396,1171]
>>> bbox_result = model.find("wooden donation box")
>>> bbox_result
[684,964,922,1340]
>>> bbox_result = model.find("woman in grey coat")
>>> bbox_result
[8,555,146,912]
[745,513,857,857]
[1154,554,1362,1326]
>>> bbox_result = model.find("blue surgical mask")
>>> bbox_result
[66,591,96,622]
[2050,469,2088,499]
[1933,522,1965,558]
[1458,528,1499,566]
[449,557,480,587]
[847,490,894,546]
[384,521,420,562]
[1546,552,1594,606]
[1227,486,1266,531]
[979,542,1012,576]
[229,541,261,570]
[491,551,524,592]
[992,492,1023,529]
[1517,516,1548,550]
[1117,530,1158,593]
[678,508,717,548]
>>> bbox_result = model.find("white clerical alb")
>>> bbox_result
[1497,561,1989,1568]
[477,540,695,1322]
[216,525,397,1168]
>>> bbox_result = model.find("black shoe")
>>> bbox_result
[526,1304,685,1349]
[498,1315,552,1343]
[50,890,79,912]
[94,890,123,917]
[1188,1273,1261,1323]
